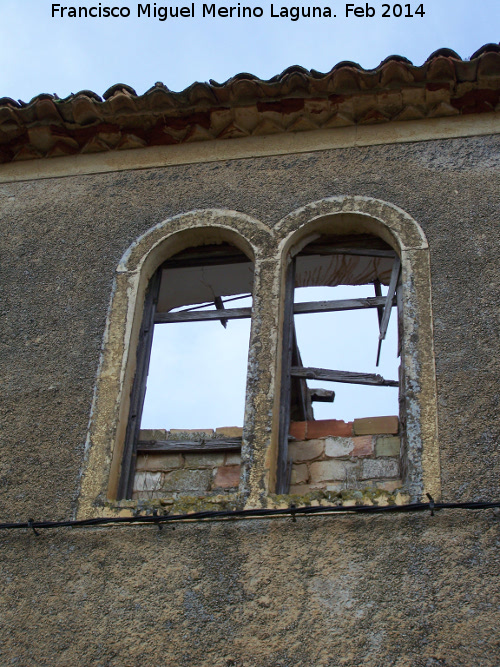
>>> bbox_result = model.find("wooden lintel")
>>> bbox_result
[290,366,399,387]
[300,246,396,258]
[137,438,242,453]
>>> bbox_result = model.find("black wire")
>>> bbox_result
[1,500,499,532]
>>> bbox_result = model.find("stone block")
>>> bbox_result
[213,465,240,489]
[291,464,309,484]
[361,458,400,480]
[289,439,324,463]
[352,436,375,457]
[161,469,212,493]
[225,452,241,465]
[133,471,162,492]
[136,453,183,472]
[289,484,314,495]
[307,419,354,439]
[168,429,214,440]
[324,437,354,458]
[184,453,225,469]
[289,421,307,440]
[310,460,356,483]
[215,426,243,437]
[138,429,167,442]
[375,480,403,492]
[375,436,401,457]
[353,416,399,436]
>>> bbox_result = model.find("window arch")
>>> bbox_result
[77,198,440,518]
[273,197,440,502]
[77,211,270,515]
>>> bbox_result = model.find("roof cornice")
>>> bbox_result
[1,44,499,165]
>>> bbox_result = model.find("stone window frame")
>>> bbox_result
[77,197,440,518]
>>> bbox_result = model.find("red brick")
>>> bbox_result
[306,420,354,439]
[213,465,240,489]
[289,421,307,440]
[353,416,399,436]
[351,436,374,457]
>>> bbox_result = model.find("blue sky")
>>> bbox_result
[1,0,496,428]
[0,0,497,101]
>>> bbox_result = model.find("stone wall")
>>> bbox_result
[288,417,401,495]
[133,428,242,500]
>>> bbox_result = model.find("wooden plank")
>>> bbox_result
[376,257,401,366]
[276,259,296,494]
[310,388,335,403]
[214,296,228,328]
[155,307,252,323]
[291,366,399,387]
[154,296,394,324]
[160,244,251,269]
[290,324,314,422]
[118,268,162,500]
[138,438,242,453]
[373,279,383,327]
[300,245,396,258]
[294,296,392,315]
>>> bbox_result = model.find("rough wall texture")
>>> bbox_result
[1,134,499,664]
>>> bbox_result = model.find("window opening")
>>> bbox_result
[118,243,254,500]
[277,234,402,493]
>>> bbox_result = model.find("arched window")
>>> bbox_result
[78,198,439,518]
[118,242,255,500]
[276,232,402,493]
[273,197,440,502]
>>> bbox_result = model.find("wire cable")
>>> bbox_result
[1,498,499,533]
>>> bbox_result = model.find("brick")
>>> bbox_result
[291,464,309,484]
[184,453,225,469]
[306,420,354,438]
[361,458,400,480]
[225,452,241,465]
[353,416,399,436]
[168,429,214,440]
[133,471,162,492]
[213,465,240,489]
[136,453,183,471]
[289,439,324,462]
[375,436,401,457]
[351,436,375,457]
[289,421,306,440]
[161,469,212,492]
[310,460,356,483]
[215,426,243,437]
[324,437,354,458]
[138,429,167,442]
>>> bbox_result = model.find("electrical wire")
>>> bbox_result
[1,497,499,534]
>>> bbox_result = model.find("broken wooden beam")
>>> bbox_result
[310,388,335,403]
[376,257,401,366]
[137,438,242,453]
[155,296,395,324]
[290,366,399,387]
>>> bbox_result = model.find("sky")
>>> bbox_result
[0,0,497,103]
[1,0,496,429]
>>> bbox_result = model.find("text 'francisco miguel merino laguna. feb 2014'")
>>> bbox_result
[51,3,426,20]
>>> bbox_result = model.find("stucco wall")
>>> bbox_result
[1,134,499,665]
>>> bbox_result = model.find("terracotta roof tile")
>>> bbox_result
[0,44,498,164]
